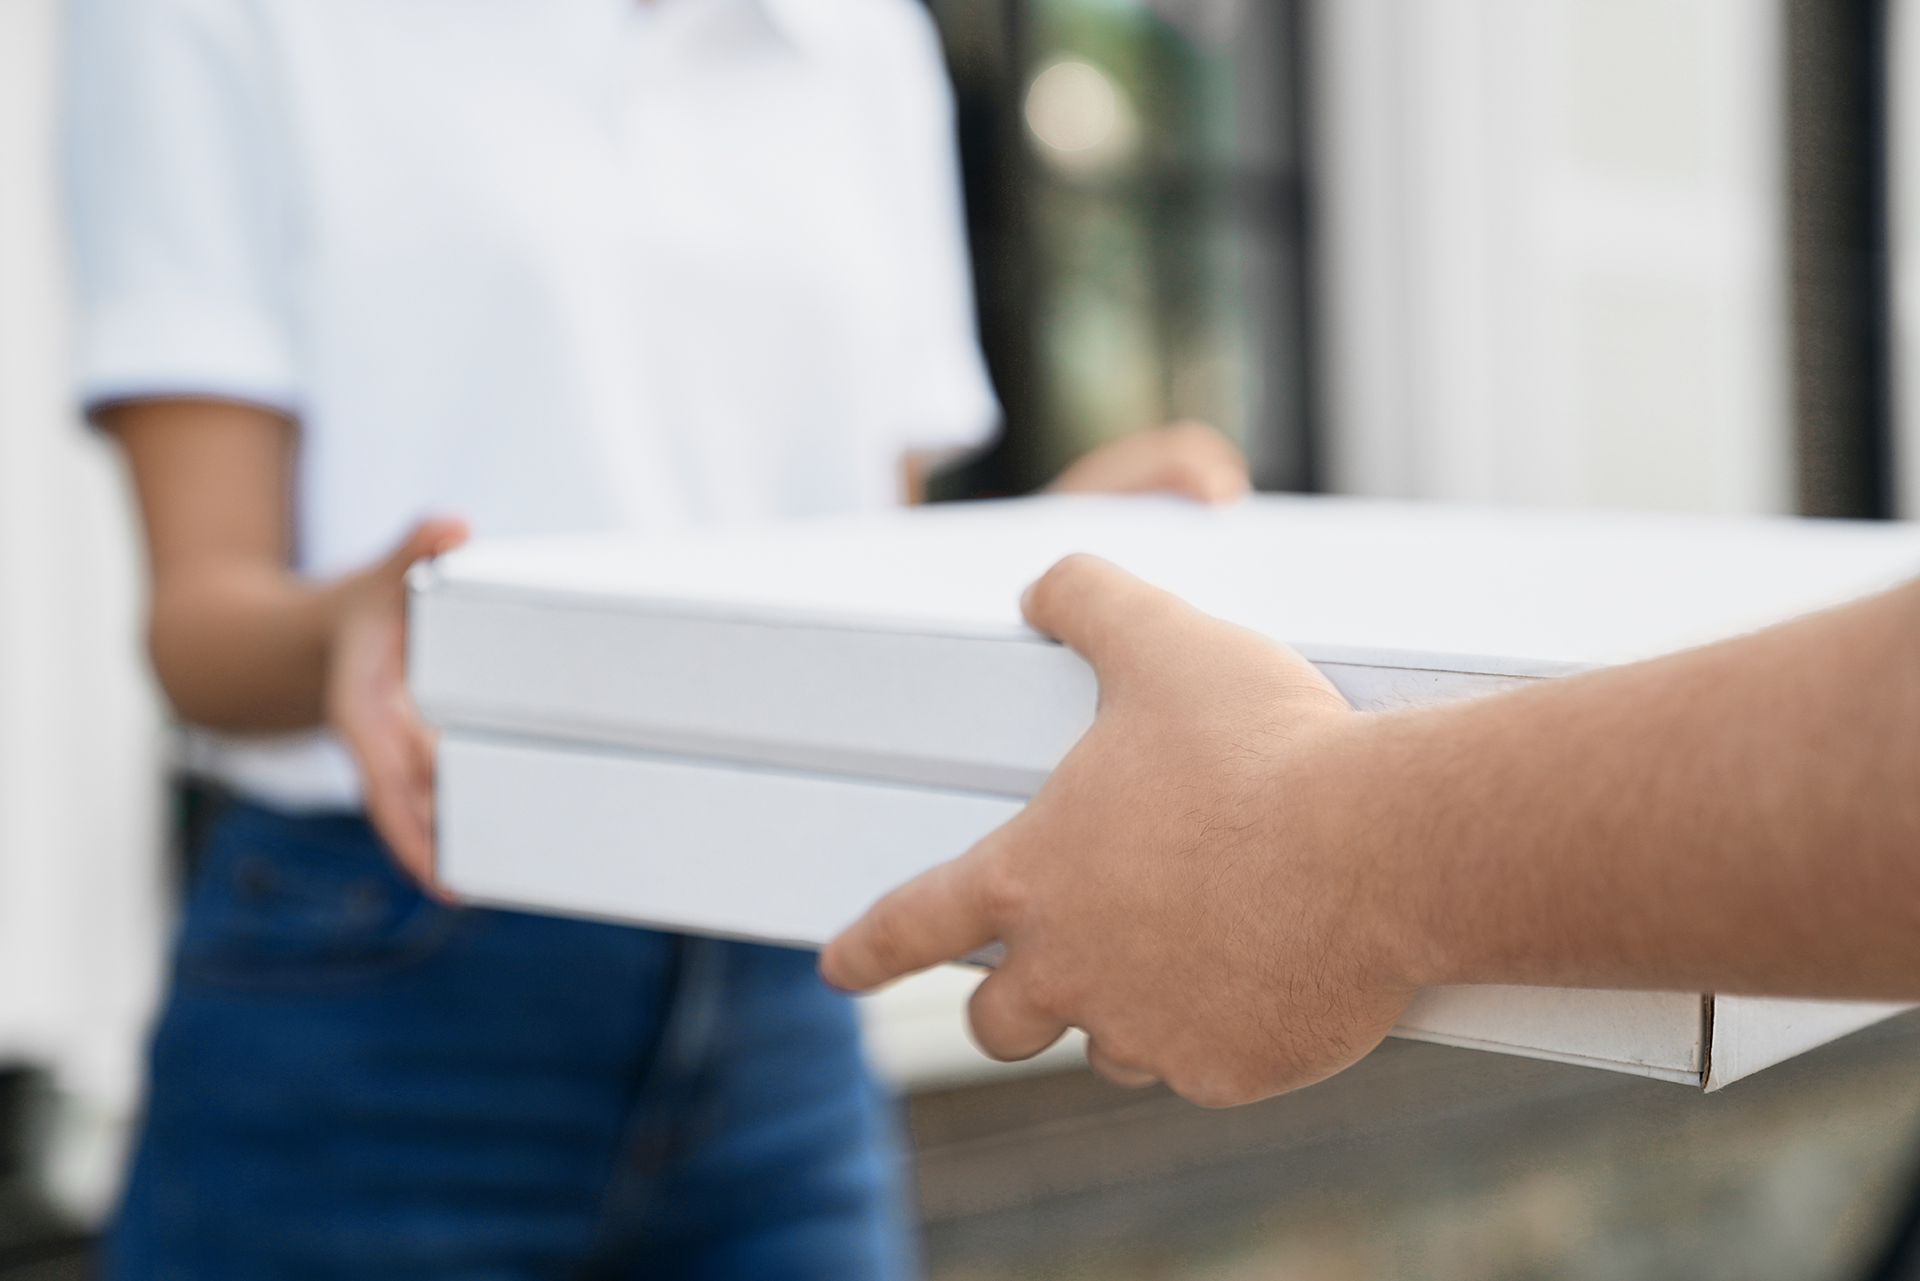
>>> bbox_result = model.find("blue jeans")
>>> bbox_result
[105,801,917,1279]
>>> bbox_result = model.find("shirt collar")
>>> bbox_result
[643,0,812,58]
[752,0,812,52]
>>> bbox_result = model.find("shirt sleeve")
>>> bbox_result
[63,0,302,416]
[857,0,1002,455]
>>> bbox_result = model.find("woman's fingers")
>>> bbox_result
[364,774,430,883]
[1045,421,1249,505]
[376,516,470,583]
[327,516,467,894]
[344,697,448,894]
[1152,421,1249,505]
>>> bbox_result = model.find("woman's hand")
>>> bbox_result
[104,398,468,887]
[324,518,469,888]
[1047,421,1250,505]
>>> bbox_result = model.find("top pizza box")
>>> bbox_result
[409,494,1920,1088]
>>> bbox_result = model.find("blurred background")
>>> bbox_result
[6,0,1920,1276]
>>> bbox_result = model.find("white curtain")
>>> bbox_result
[1311,0,1793,515]
[0,0,167,1220]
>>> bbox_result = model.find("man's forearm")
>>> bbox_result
[1352,579,1920,999]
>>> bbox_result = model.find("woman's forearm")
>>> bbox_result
[146,559,344,732]
[103,396,344,733]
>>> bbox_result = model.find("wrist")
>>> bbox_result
[1292,708,1469,995]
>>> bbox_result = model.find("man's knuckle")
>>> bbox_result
[1161,1064,1204,1104]
[1025,561,1069,618]
[1093,1030,1147,1071]
[1047,552,1099,593]
[976,858,1028,921]
[1166,1057,1269,1109]
[1181,1075,1245,1109]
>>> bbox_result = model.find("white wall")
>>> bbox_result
[1313,0,1793,514]
[0,0,166,1218]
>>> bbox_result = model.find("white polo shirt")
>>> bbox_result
[65,0,1000,810]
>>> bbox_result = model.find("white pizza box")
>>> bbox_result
[410,494,1920,1089]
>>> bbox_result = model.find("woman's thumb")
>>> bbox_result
[377,516,470,582]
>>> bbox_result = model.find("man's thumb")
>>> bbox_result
[1019,554,1193,676]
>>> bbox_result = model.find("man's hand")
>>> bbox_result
[820,555,1419,1106]
[825,543,1920,1102]
[1048,421,1250,506]
[325,517,468,887]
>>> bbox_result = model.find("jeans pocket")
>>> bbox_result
[176,805,462,993]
